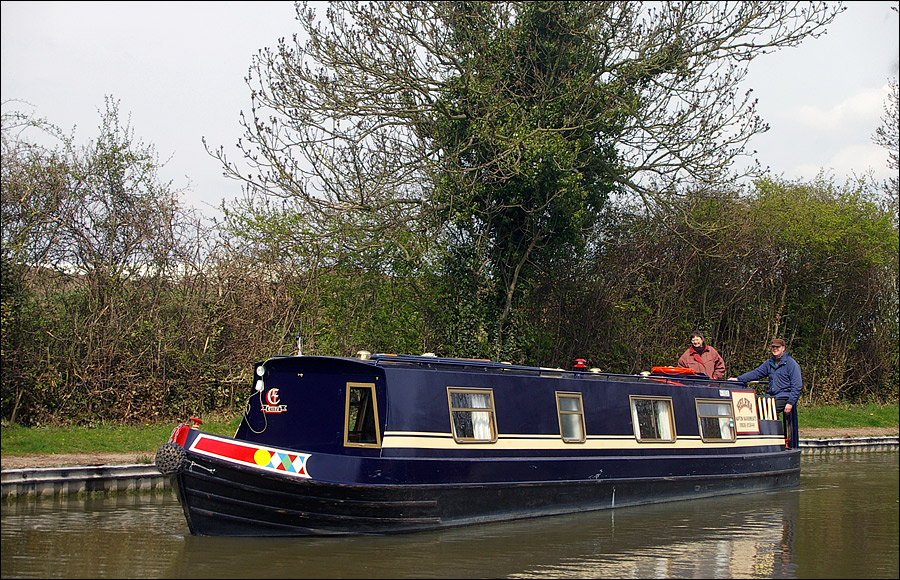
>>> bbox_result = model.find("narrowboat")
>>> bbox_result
[155,351,800,536]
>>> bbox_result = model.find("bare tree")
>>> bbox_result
[1,103,72,273]
[2,97,211,424]
[209,1,842,356]
[213,1,841,211]
[873,78,899,225]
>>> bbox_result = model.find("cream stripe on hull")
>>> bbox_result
[382,431,784,451]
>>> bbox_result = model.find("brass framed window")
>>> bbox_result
[447,388,497,443]
[696,399,736,442]
[556,392,586,442]
[630,396,676,442]
[344,382,381,447]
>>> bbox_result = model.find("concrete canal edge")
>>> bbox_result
[2,436,898,500]
[2,463,168,500]
[798,435,899,454]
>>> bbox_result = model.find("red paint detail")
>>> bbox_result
[192,436,260,464]
[170,424,191,446]
[186,433,311,478]
[651,366,697,375]
[650,378,686,386]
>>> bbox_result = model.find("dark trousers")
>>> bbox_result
[775,398,800,449]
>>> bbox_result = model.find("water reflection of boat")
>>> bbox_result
[155,352,800,536]
[163,488,800,579]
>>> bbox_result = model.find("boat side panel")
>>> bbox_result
[182,426,793,486]
[379,367,777,444]
[234,359,787,460]
[171,448,800,536]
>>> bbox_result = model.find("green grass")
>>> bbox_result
[1,404,897,457]
[1,415,243,457]
[799,403,898,429]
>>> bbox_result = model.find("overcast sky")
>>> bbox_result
[3,1,898,218]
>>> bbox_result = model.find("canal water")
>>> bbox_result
[2,453,897,579]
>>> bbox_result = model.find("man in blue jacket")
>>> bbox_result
[729,338,803,448]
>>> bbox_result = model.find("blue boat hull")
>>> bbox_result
[167,434,800,536]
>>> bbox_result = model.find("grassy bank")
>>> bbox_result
[1,404,897,457]
[800,403,898,429]
[1,415,242,456]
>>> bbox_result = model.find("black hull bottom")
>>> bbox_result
[170,452,801,536]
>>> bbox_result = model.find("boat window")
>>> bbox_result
[630,396,676,442]
[696,399,736,442]
[344,382,381,448]
[447,388,497,443]
[556,392,586,443]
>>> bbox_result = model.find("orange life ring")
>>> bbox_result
[651,366,697,375]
